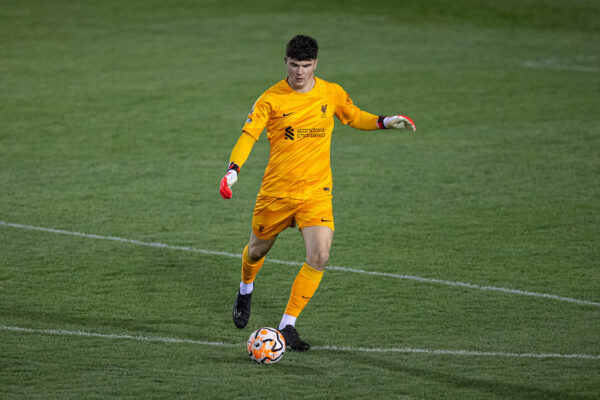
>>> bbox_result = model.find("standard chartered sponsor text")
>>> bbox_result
[297,127,326,138]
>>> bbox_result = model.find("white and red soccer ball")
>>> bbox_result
[247,327,285,364]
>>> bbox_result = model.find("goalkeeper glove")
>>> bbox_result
[378,115,416,131]
[219,162,240,199]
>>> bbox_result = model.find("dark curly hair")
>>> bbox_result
[286,35,318,61]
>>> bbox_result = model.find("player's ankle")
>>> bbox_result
[240,281,254,295]
[278,314,297,331]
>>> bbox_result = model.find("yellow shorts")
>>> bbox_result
[252,193,334,239]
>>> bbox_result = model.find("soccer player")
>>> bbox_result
[220,35,415,351]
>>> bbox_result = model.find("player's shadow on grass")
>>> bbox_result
[354,353,595,400]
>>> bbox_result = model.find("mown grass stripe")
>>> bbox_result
[2,325,598,360]
[2,220,599,307]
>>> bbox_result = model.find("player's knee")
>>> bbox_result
[247,244,267,261]
[307,251,329,269]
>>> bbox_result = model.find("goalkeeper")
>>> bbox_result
[220,35,416,351]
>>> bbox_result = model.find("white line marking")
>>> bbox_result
[325,266,600,307]
[314,344,600,360]
[0,221,243,259]
[2,325,598,360]
[0,325,236,347]
[1,220,599,307]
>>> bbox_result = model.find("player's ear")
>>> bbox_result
[314,59,318,70]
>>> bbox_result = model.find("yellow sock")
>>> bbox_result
[283,263,324,318]
[241,245,264,284]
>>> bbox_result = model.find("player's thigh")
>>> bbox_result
[301,225,334,271]
[247,231,277,261]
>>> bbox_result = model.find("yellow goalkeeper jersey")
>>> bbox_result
[242,77,378,200]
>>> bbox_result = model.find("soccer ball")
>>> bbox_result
[247,327,285,364]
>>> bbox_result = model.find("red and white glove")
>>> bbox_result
[219,163,240,199]
[378,115,416,131]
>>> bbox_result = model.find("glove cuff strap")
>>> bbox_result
[377,116,388,129]
[228,162,240,173]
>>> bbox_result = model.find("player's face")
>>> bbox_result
[285,57,318,92]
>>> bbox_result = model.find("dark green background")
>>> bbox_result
[1,1,598,398]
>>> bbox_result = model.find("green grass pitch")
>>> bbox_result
[1,0,599,398]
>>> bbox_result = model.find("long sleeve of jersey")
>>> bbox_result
[345,109,379,130]
[229,131,257,168]
[333,84,379,130]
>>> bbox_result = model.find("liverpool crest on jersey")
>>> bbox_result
[321,104,327,118]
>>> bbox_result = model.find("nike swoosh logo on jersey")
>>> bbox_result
[283,112,294,117]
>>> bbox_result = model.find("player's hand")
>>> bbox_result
[383,115,416,131]
[219,163,240,199]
